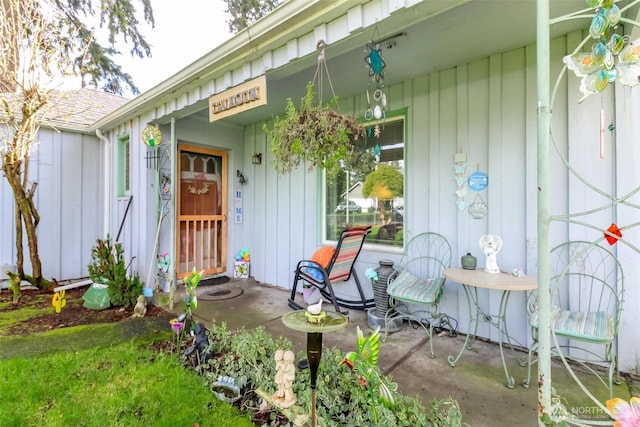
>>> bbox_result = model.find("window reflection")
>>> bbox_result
[324,117,405,246]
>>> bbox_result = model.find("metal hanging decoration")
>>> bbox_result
[454,150,467,211]
[563,0,640,103]
[364,28,388,138]
[469,194,488,219]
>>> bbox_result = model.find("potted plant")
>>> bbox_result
[264,83,366,174]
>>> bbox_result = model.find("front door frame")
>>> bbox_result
[176,143,228,278]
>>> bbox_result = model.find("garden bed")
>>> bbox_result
[0,285,170,336]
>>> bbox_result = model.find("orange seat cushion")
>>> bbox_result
[311,246,336,268]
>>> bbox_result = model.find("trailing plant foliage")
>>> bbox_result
[87,235,143,307]
[264,83,367,175]
[181,321,465,426]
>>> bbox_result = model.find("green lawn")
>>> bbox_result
[0,319,254,427]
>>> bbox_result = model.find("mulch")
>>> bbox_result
[1,286,172,336]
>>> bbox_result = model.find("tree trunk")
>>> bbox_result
[377,200,387,224]
[14,200,23,277]
[3,160,46,289]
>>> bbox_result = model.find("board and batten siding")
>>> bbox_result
[247,45,542,348]
[108,115,249,290]
[241,32,638,370]
[0,128,104,281]
[101,30,637,370]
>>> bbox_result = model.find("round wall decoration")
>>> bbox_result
[142,124,162,147]
[468,171,488,192]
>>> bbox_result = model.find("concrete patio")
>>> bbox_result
[168,278,637,426]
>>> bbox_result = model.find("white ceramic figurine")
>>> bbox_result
[479,234,503,274]
[307,298,323,315]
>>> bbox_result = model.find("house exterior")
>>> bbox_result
[0,89,128,282]
[86,0,640,374]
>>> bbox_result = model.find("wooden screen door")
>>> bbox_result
[177,144,227,278]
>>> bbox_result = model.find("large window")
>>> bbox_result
[324,116,405,247]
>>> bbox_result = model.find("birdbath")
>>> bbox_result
[282,310,348,427]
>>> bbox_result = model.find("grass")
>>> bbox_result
[0,316,178,359]
[0,321,254,427]
[0,293,53,335]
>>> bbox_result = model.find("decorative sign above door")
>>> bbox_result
[209,75,267,122]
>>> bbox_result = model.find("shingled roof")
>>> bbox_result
[47,88,129,132]
[1,88,129,133]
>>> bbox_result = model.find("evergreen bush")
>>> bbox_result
[87,235,143,307]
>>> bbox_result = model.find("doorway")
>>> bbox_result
[177,144,227,278]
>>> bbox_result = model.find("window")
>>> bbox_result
[324,116,405,247]
[117,136,130,196]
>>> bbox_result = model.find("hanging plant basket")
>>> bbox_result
[264,82,366,174]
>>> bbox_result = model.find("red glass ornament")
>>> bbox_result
[605,223,622,246]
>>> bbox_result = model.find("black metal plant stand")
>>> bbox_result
[282,310,348,427]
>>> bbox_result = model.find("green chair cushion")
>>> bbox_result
[387,270,438,304]
[530,306,614,342]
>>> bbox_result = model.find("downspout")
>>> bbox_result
[96,129,110,237]
[169,117,177,310]
[536,0,552,422]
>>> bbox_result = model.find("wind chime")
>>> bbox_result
[563,0,640,158]
[364,29,387,146]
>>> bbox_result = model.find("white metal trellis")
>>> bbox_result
[537,0,640,424]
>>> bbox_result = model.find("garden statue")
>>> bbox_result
[131,295,147,317]
[307,298,323,315]
[183,322,211,364]
[273,350,285,398]
[479,234,503,274]
[273,349,297,408]
[305,298,326,324]
[52,289,67,314]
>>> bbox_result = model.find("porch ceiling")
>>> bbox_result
[197,0,590,128]
[100,0,630,131]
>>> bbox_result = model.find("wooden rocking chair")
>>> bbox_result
[524,240,624,398]
[288,226,374,314]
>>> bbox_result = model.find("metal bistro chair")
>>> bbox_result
[524,240,624,398]
[288,226,375,315]
[383,232,452,357]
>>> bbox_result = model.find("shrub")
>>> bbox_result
[87,235,143,307]
[110,273,144,307]
[87,235,125,284]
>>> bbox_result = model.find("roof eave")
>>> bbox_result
[92,0,364,131]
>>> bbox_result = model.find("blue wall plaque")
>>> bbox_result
[468,171,488,191]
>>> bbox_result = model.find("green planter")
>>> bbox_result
[82,283,110,310]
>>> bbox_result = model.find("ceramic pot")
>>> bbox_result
[211,375,241,403]
[461,253,477,270]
